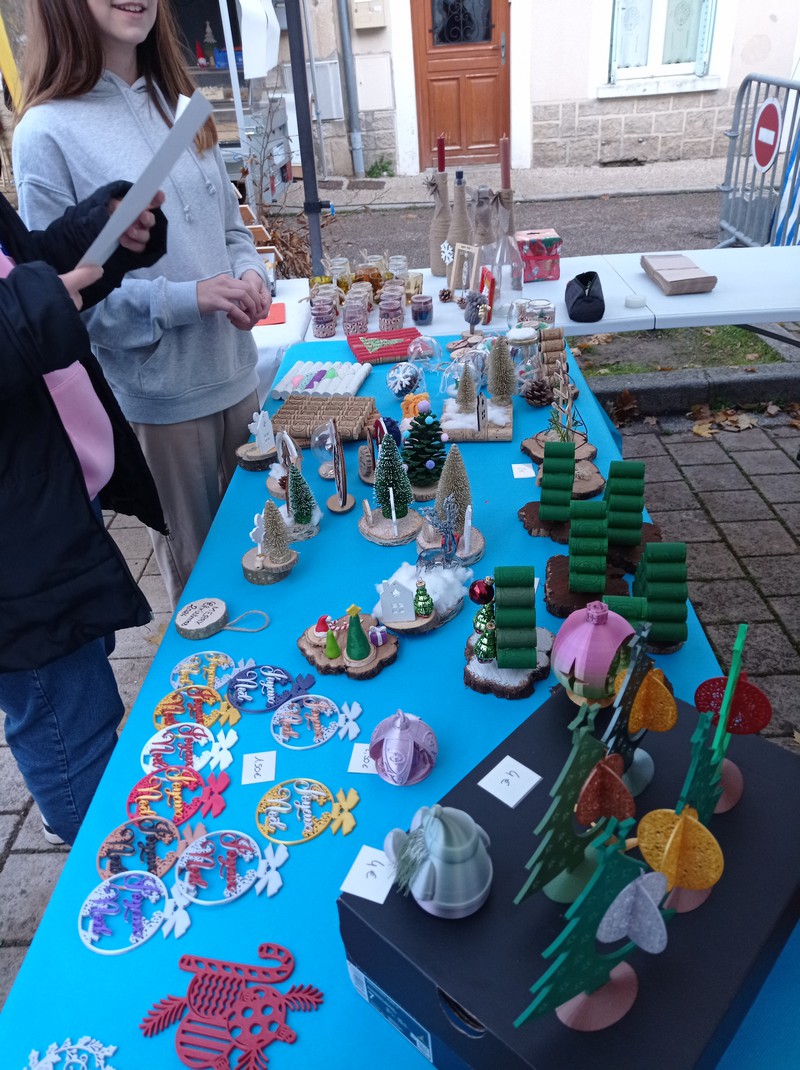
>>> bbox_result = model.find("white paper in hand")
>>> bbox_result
[78,90,212,267]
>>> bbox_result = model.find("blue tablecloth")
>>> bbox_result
[0,340,795,1069]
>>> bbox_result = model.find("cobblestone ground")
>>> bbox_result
[1,414,798,1008]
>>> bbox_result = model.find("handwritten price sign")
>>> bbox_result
[340,846,394,904]
[478,755,542,808]
[241,750,277,786]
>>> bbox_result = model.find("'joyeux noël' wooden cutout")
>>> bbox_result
[169,649,237,690]
[28,1037,118,1070]
[271,695,362,750]
[140,943,323,1069]
[78,871,169,955]
[255,778,360,846]
[226,662,315,716]
[153,684,241,732]
[96,816,181,882]
[140,722,238,776]
[127,769,230,827]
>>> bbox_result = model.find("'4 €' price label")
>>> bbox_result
[340,846,394,904]
[478,755,542,808]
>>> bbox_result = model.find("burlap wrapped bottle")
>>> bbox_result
[443,170,472,281]
[426,172,451,277]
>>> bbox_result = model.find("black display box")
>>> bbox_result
[338,690,800,1069]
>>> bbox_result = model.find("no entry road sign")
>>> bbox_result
[751,97,783,173]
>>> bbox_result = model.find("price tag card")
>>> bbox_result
[512,463,536,479]
[348,742,377,775]
[340,846,394,904]
[241,750,277,786]
[478,755,542,808]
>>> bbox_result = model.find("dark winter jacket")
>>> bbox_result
[0,181,168,671]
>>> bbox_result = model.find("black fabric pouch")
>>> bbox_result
[565,271,605,322]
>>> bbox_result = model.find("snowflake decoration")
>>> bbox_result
[440,240,454,265]
[28,1036,118,1069]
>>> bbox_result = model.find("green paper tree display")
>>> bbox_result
[494,565,538,669]
[402,406,447,487]
[538,441,576,523]
[287,464,316,525]
[604,460,646,548]
[568,500,608,594]
[345,604,372,661]
[455,365,477,413]
[374,434,414,519]
[604,542,689,646]
[488,335,517,404]
[515,820,654,1026]
[515,703,609,904]
[262,499,290,563]
[434,444,472,534]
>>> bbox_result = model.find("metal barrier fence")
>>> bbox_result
[718,73,800,248]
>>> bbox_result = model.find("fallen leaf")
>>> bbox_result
[789,419,800,431]
[744,366,757,374]
[598,367,610,375]
[765,403,782,417]
[689,404,711,421]
[702,327,716,335]
[745,353,760,361]
[644,415,658,426]
[692,422,716,437]
[794,730,800,744]
[656,365,674,371]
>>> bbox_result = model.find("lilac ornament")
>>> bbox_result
[417,399,431,414]
[369,709,438,786]
[425,459,435,470]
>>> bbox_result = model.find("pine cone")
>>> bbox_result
[456,296,467,310]
[438,288,452,303]
[520,378,555,407]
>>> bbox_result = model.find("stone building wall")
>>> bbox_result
[532,88,738,169]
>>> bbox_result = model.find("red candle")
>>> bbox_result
[437,134,446,173]
[500,135,511,190]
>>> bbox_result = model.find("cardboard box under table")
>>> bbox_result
[338,689,800,1070]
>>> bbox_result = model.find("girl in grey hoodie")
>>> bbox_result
[13,0,272,608]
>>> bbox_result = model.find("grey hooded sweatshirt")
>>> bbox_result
[13,71,266,425]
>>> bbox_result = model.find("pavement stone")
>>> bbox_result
[663,440,731,465]
[0,947,29,1010]
[110,614,170,659]
[642,455,685,483]
[645,480,700,512]
[696,489,775,522]
[747,675,800,737]
[748,473,800,503]
[714,428,777,452]
[0,814,20,855]
[773,502,800,536]
[0,749,31,812]
[766,597,800,647]
[718,520,798,557]
[732,450,798,475]
[705,622,800,676]
[0,853,69,943]
[648,509,720,542]
[741,555,800,596]
[13,806,69,853]
[684,542,745,580]
[682,463,751,493]
[109,525,153,560]
[109,656,155,716]
[687,580,773,624]
[622,434,667,458]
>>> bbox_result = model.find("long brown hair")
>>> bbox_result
[20,0,217,152]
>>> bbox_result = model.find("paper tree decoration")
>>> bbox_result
[374,433,414,519]
[515,819,662,1028]
[402,400,447,488]
[539,440,576,523]
[604,542,689,649]
[141,943,323,1067]
[455,363,477,412]
[287,464,316,525]
[604,460,645,548]
[487,335,516,404]
[515,703,609,905]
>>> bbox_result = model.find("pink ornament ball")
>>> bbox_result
[441,432,449,442]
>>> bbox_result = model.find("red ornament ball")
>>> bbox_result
[469,578,495,605]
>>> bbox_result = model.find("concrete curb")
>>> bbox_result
[587,363,800,415]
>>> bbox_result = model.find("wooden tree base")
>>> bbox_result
[463,628,554,699]
[518,502,571,544]
[327,493,356,514]
[606,522,662,572]
[357,444,376,485]
[555,962,639,1031]
[416,524,486,566]
[358,508,423,546]
[235,441,276,471]
[520,430,597,465]
[297,613,398,679]
[536,457,606,499]
[241,547,298,584]
[544,555,629,618]
[409,481,439,502]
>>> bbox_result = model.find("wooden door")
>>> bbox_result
[411,0,510,169]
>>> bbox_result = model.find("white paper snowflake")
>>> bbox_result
[440,240,454,265]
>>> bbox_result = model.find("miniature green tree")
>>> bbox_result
[262,499,290,563]
[568,500,608,594]
[345,604,371,661]
[287,464,316,525]
[515,703,608,904]
[487,335,517,404]
[516,820,654,1026]
[324,628,341,660]
[413,579,434,617]
[374,433,414,519]
[538,440,576,523]
[434,444,471,534]
[402,405,447,487]
[455,365,477,413]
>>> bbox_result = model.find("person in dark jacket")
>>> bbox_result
[0,145,168,845]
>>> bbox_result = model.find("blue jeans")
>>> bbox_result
[0,637,123,844]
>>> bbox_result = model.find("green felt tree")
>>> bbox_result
[494,565,537,670]
[604,460,646,548]
[402,405,447,487]
[345,604,372,661]
[434,445,472,534]
[287,464,316,525]
[488,335,517,404]
[538,440,576,524]
[324,627,341,660]
[515,703,608,905]
[263,499,290,562]
[374,433,414,519]
[516,820,654,1026]
[455,365,477,413]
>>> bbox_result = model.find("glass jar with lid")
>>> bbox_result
[378,291,405,332]
[311,297,337,339]
[342,294,370,336]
